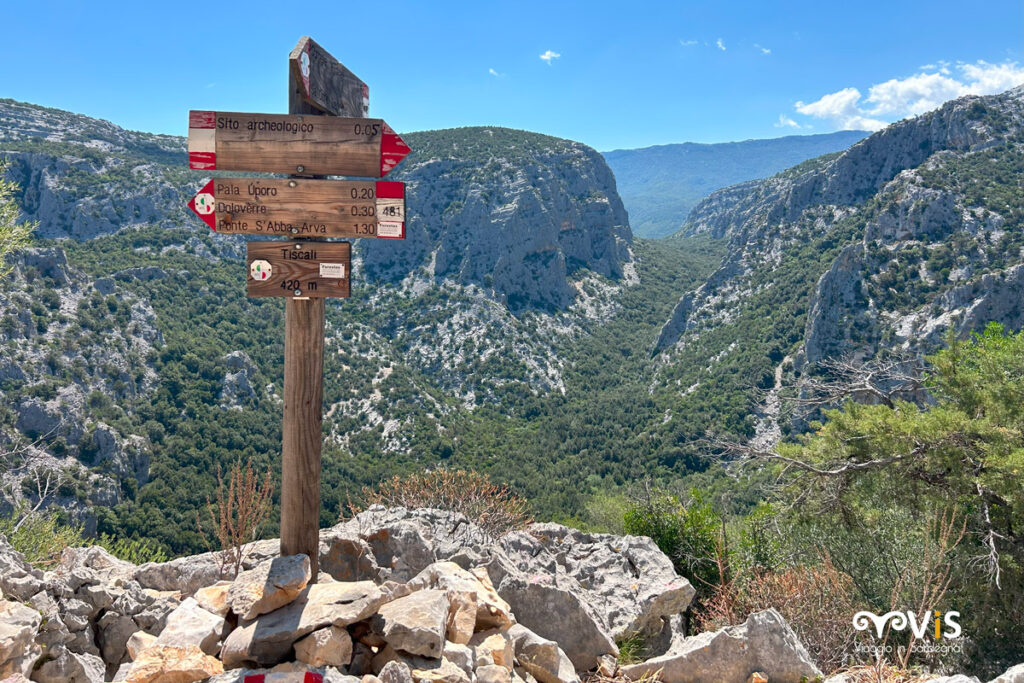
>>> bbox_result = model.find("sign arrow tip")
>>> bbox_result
[187,179,217,230]
[380,123,411,177]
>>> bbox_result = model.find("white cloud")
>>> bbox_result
[488,68,503,77]
[539,50,561,64]
[679,39,698,47]
[716,38,726,51]
[774,114,802,129]
[755,43,771,55]
[791,60,1024,131]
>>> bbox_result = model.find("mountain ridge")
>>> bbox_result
[603,130,869,238]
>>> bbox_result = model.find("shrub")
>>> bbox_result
[696,557,867,675]
[623,486,723,593]
[95,533,169,564]
[0,507,86,568]
[359,469,532,539]
[197,460,275,578]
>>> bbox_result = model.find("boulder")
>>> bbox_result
[376,589,450,658]
[193,582,231,617]
[294,626,353,668]
[992,665,1024,683]
[221,581,385,668]
[124,645,223,683]
[228,555,311,620]
[154,598,226,656]
[506,625,578,683]
[499,575,617,671]
[619,609,821,683]
[327,509,694,649]
[497,524,694,639]
[927,677,980,683]
[29,646,104,683]
[0,601,41,678]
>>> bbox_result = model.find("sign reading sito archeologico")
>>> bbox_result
[187,110,410,177]
[246,241,351,299]
[187,179,405,239]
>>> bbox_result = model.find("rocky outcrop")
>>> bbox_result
[2,508,711,682]
[361,127,633,313]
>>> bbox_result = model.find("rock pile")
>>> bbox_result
[1,507,827,683]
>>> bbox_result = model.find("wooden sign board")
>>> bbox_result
[290,36,368,117]
[187,111,410,177]
[188,178,405,238]
[247,241,351,299]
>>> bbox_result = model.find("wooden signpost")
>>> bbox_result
[185,37,410,578]
[187,178,405,238]
[187,111,410,177]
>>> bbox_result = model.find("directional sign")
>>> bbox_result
[247,241,351,299]
[188,178,405,238]
[290,36,368,117]
[187,111,410,177]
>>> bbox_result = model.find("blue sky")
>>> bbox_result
[3,1,1022,150]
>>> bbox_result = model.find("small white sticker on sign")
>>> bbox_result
[319,263,346,279]
[250,260,272,281]
[378,221,404,238]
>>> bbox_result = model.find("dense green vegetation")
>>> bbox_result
[15,228,720,554]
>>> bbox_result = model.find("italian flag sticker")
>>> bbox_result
[250,260,272,281]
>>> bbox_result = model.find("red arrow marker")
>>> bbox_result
[380,123,411,177]
[186,179,217,230]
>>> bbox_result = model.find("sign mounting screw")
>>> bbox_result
[293,289,302,296]
[296,165,305,173]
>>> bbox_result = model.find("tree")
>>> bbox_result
[722,324,1024,674]
[0,159,35,278]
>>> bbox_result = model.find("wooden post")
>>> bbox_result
[279,63,329,578]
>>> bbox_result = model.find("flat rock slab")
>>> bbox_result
[222,582,385,668]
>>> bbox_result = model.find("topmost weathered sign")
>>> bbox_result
[290,36,368,118]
